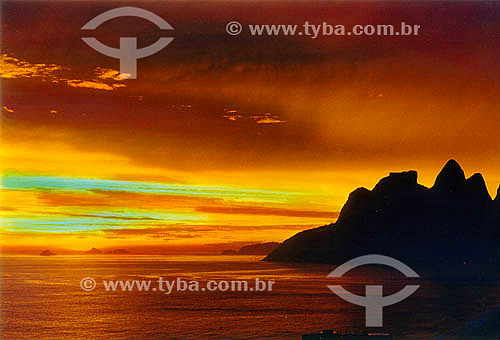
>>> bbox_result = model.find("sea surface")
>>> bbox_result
[1,255,499,339]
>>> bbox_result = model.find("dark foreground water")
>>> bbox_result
[1,255,499,339]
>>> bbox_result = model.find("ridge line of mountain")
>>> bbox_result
[264,159,500,275]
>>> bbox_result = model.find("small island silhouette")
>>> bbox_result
[84,247,103,255]
[221,242,280,255]
[82,248,129,255]
[266,160,500,277]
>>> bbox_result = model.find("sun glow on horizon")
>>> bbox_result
[2,1,500,253]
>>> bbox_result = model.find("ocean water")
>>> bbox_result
[1,255,498,339]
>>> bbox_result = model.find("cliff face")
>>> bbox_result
[495,186,500,210]
[265,160,500,269]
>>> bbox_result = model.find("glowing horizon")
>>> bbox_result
[2,1,500,253]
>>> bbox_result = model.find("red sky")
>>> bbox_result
[1,1,500,253]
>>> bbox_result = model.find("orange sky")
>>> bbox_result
[1,1,500,253]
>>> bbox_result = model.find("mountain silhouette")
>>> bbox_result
[265,160,500,275]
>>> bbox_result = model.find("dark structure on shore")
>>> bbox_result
[302,330,392,340]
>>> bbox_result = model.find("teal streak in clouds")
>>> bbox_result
[3,174,307,203]
[1,174,318,233]
[2,210,204,232]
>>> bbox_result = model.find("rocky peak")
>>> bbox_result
[465,173,492,202]
[432,159,466,196]
[373,170,418,194]
[337,187,375,222]
[338,171,420,222]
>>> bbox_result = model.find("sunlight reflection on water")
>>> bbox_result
[1,255,498,340]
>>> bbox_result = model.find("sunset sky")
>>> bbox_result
[1,1,500,253]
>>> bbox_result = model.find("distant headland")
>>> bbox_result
[221,242,280,255]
